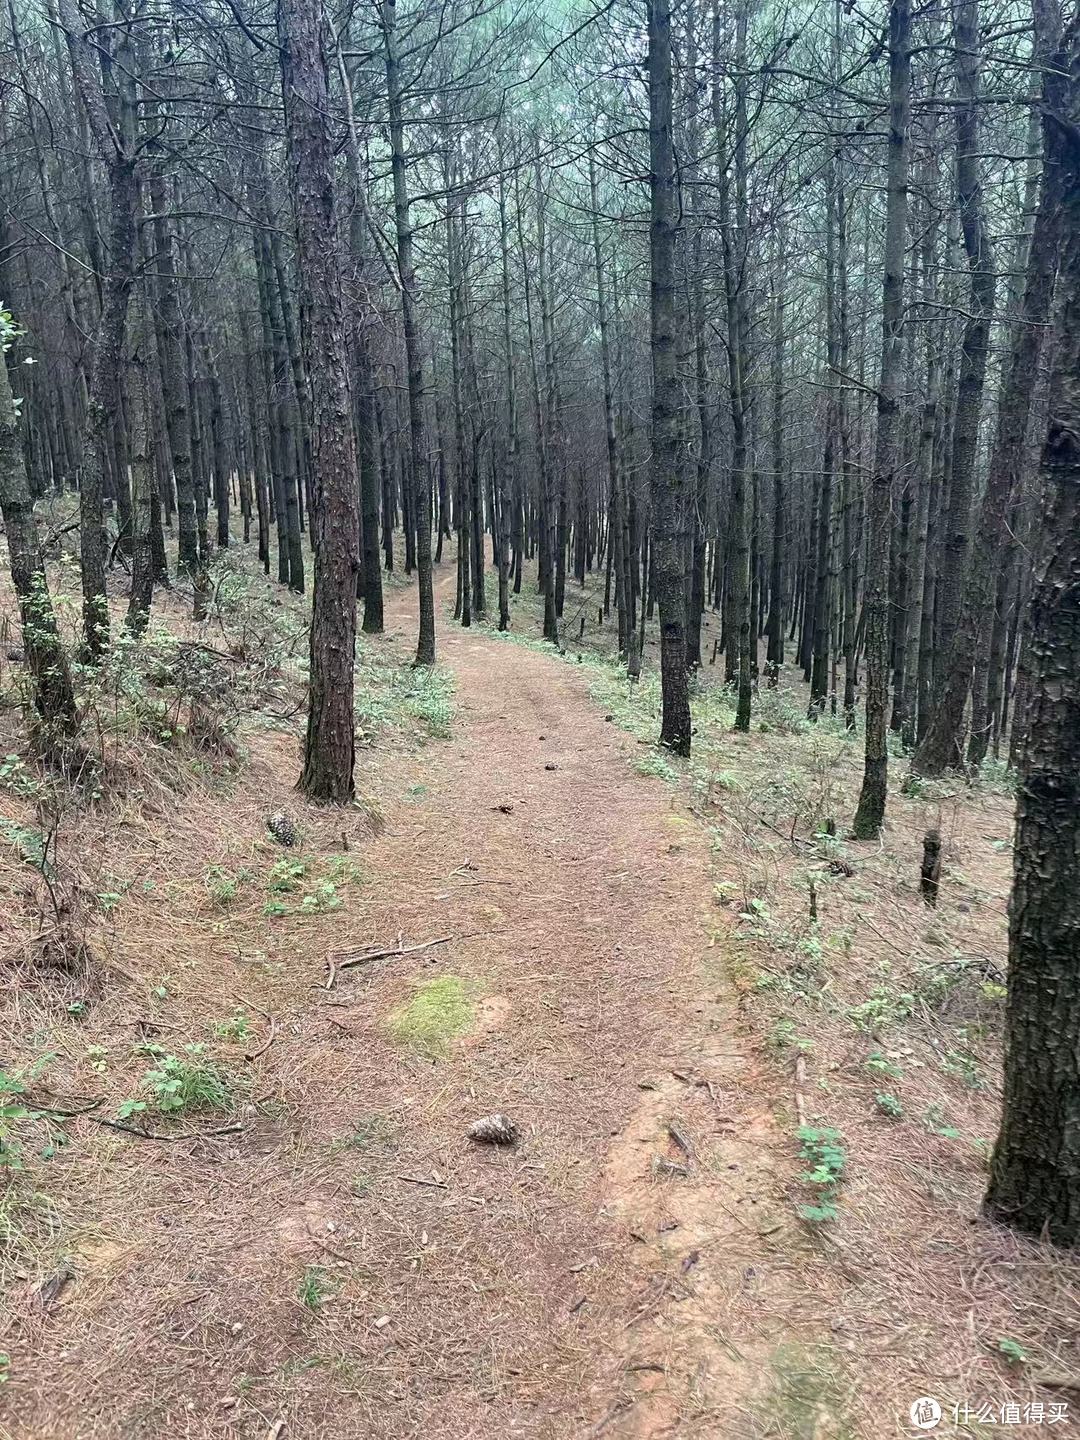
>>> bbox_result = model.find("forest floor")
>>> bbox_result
[1,534,1079,1439]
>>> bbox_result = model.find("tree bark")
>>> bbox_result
[278,0,359,803]
[382,0,434,666]
[852,0,911,838]
[0,311,78,749]
[59,0,140,659]
[649,0,691,753]
[986,17,1080,1241]
[914,0,1059,774]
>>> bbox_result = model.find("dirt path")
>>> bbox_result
[7,574,814,1440]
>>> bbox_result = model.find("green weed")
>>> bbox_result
[298,1265,336,1310]
[796,1125,845,1224]
[213,1010,252,1043]
[205,865,252,907]
[874,1091,903,1120]
[846,987,916,1032]
[119,1043,233,1118]
[634,752,679,782]
[997,1337,1027,1366]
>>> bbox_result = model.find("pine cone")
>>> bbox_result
[467,1114,519,1146]
[267,812,298,847]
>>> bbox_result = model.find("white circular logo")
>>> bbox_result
[909,1398,942,1430]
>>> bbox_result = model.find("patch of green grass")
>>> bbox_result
[402,668,455,738]
[267,859,308,893]
[325,854,363,885]
[634,752,680,782]
[0,752,45,799]
[95,879,131,915]
[975,758,1017,795]
[754,688,811,736]
[262,855,362,918]
[213,1010,252,1043]
[355,660,455,741]
[387,976,474,1058]
[298,1265,336,1310]
[205,865,252,907]
[0,818,51,875]
[119,1043,234,1119]
[845,986,916,1033]
[767,1018,813,1054]
[864,1050,902,1080]
[873,1091,903,1120]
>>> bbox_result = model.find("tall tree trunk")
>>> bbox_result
[126,278,154,634]
[59,0,140,659]
[766,241,785,686]
[382,0,434,665]
[278,0,359,802]
[986,16,1080,1240]
[919,0,997,733]
[852,0,911,838]
[649,0,691,753]
[496,157,516,633]
[915,0,1058,774]
[0,311,78,749]
[714,1,752,732]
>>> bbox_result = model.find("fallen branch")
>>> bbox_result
[28,1096,104,1118]
[246,1013,277,1060]
[92,1117,244,1142]
[794,1054,808,1129]
[325,934,452,988]
[230,993,277,1060]
[396,1173,448,1189]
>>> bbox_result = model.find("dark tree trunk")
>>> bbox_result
[986,18,1080,1240]
[649,0,690,753]
[126,288,154,634]
[914,0,1059,775]
[852,0,911,838]
[278,0,359,802]
[383,0,434,666]
[0,312,78,749]
[925,0,997,698]
[60,0,140,659]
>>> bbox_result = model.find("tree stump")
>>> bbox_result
[920,829,942,907]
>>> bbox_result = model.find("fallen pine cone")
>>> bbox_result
[467,1114,519,1146]
[267,812,299,847]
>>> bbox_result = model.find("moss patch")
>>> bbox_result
[753,1342,853,1440]
[387,977,475,1058]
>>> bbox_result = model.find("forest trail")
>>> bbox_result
[302,569,816,1439]
[6,569,823,1440]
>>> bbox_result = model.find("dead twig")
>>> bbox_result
[92,1117,245,1142]
[624,1276,671,1329]
[794,1053,808,1129]
[396,1173,448,1189]
[325,933,452,988]
[246,1013,277,1061]
[667,1119,697,1165]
